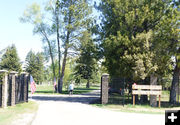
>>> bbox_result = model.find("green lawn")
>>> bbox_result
[0,101,38,125]
[30,84,100,95]
[94,90,180,114]
[93,103,180,114]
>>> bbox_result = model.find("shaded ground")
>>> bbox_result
[30,90,100,104]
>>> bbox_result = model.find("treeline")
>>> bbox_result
[97,0,180,104]
[1,0,179,104]
[0,45,101,88]
[20,0,100,93]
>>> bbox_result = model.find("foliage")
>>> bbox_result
[44,58,75,86]
[74,31,98,87]
[25,50,45,84]
[57,0,94,91]
[43,66,52,83]
[21,0,94,92]
[0,45,22,73]
[0,73,5,84]
[20,2,57,82]
[98,0,180,104]
[63,58,75,86]
[98,0,178,81]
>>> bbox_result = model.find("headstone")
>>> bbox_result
[101,73,109,104]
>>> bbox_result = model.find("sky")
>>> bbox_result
[0,0,45,62]
[0,0,100,63]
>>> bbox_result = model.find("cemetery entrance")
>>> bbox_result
[101,74,132,105]
[108,78,128,105]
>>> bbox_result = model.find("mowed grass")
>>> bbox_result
[93,91,180,114]
[94,103,180,114]
[0,101,38,125]
[30,84,100,95]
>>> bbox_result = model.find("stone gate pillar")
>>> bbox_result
[21,72,29,102]
[10,71,18,106]
[0,70,8,108]
[101,73,109,104]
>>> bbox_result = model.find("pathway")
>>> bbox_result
[29,90,165,125]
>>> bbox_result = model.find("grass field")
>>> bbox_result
[0,101,38,125]
[94,90,180,114]
[94,103,180,114]
[30,84,100,95]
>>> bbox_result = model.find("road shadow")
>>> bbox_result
[30,90,100,104]
[81,90,100,96]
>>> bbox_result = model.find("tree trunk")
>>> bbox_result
[150,74,157,107]
[86,79,90,88]
[140,78,149,104]
[59,47,68,93]
[170,65,180,104]
[55,1,61,94]
[43,31,56,81]
[58,5,72,93]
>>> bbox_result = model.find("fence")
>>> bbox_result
[101,75,131,105]
[0,70,29,108]
[107,76,180,106]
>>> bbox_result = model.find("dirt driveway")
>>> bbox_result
[29,90,164,125]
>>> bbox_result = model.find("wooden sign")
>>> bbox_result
[132,90,161,95]
[132,85,162,108]
[132,85,162,90]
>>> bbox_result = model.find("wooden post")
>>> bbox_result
[159,95,161,108]
[132,85,162,107]
[133,95,135,106]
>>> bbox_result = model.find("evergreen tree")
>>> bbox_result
[0,45,22,72]
[98,0,174,79]
[25,50,45,84]
[98,0,179,105]
[74,31,97,88]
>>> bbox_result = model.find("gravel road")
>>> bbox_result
[30,90,164,125]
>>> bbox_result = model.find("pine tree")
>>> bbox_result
[25,50,44,84]
[98,0,179,106]
[98,0,173,78]
[74,31,97,88]
[0,45,22,72]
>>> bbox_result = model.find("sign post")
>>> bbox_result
[132,85,162,107]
